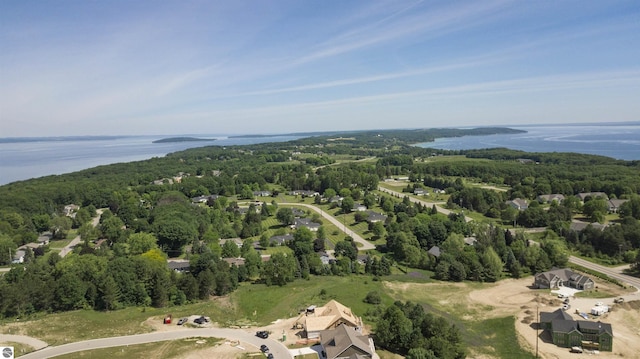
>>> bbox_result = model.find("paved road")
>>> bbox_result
[279,203,375,250]
[569,255,640,291]
[18,327,291,359]
[0,334,48,351]
[60,209,103,257]
[377,186,473,222]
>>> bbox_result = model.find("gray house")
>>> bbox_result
[320,324,374,359]
[534,268,595,290]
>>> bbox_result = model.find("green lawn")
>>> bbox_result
[232,276,393,326]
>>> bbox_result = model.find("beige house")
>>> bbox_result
[304,300,362,339]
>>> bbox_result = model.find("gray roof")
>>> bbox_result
[320,324,372,359]
[294,218,321,230]
[269,234,294,245]
[366,211,387,223]
[578,321,613,336]
[540,309,573,323]
[167,261,190,271]
[551,319,579,334]
[569,220,606,232]
[428,246,441,257]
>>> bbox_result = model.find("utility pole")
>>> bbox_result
[536,305,539,358]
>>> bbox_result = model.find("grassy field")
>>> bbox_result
[2,273,539,359]
[231,275,393,326]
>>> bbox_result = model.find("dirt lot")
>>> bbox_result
[468,278,640,359]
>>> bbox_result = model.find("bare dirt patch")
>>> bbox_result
[469,278,640,359]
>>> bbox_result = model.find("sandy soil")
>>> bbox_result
[468,278,640,359]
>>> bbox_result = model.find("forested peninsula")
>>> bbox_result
[152,137,217,143]
[1,127,639,359]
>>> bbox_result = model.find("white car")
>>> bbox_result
[595,301,603,306]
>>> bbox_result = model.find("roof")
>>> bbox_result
[540,309,573,323]
[537,194,565,202]
[578,321,613,336]
[366,211,387,223]
[305,300,361,333]
[551,319,579,333]
[269,234,293,245]
[428,246,441,257]
[167,260,190,271]
[569,220,606,232]
[577,192,608,201]
[222,257,246,266]
[294,218,320,229]
[320,324,372,359]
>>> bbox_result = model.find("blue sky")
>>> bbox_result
[1,1,639,137]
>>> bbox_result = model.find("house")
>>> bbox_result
[191,194,219,203]
[36,232,52,245]
[539,309,613,351]
[537,194,565,203]
[607,199,628,213]
[463,236,477,246]
[269,234,294,246]
[352,203,367,212]
[63,204,80,217]
[427,246,441,258]
[304,300,363,339]
[533,268,595,290]
[569,220,606,232]
[222,257,246,266]
[12,249,26,264]
[577,192,608,202]
[293,218,321,232]
[167,260,190,273]
[319,324,374,359]
[253,190,272,197]
[366,211,387,224]
[319,251,336,265]
[329,196,344,204]
[291,208,306,217]
[413,188,428,196]
[289,190,320,197]
[219,238,244,247]
[506,198,528,211]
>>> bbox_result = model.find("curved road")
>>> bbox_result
[279,202,375,250]
[18,327,291,359]
[377,186,473,222]
[569,255,640,291]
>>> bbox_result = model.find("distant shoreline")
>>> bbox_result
[152,137,217,144]
[3,121,638,142]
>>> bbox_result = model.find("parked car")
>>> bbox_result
[267,354,274,359]
[570,346,583,353]
[563,298,570,304]
[260,344,269,353]
[256,330,269,339]
[194,316,209,324]
[557,294,565,299]
[614,297,624,303]
[177,317,188,325]
[562,304,571,311]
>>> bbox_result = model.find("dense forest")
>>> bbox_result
[1,127,639,357]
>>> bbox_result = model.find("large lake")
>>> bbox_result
[1,124,638,185]
[0,135,303,185]
[416,124,640,161]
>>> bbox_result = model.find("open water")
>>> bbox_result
[0,135,302,185]
[1,124,638,185]
[416,124,640,161]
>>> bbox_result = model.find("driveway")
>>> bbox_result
[18,327,291,359]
